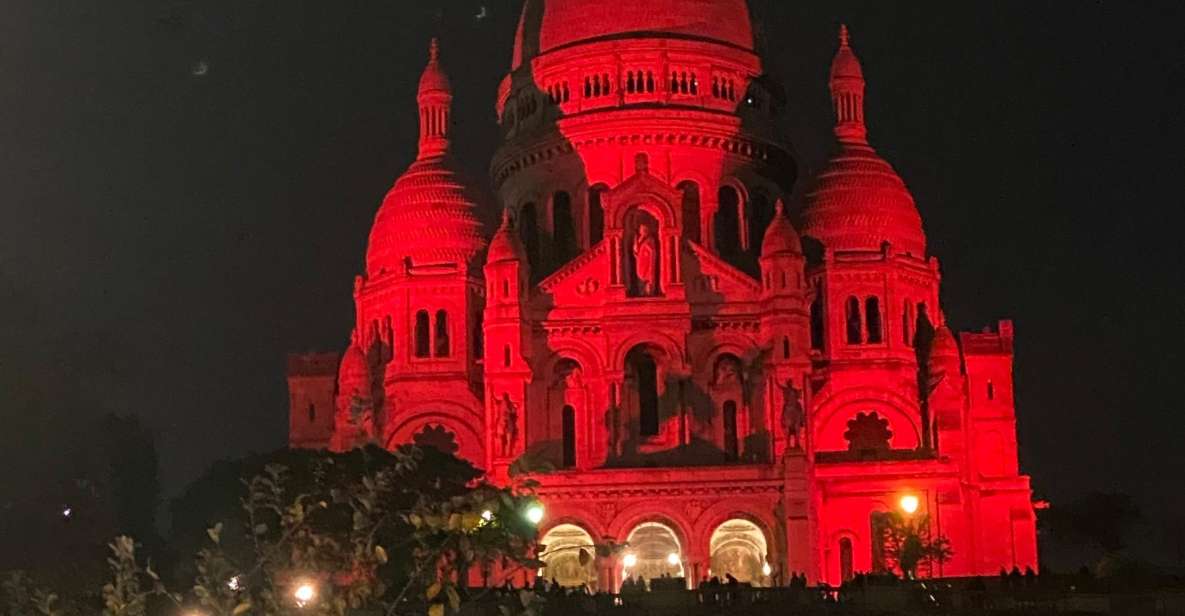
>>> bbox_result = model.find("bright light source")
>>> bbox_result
[61,507,72,518]
[293,582,316,607]
[226,576,241,591]
[762,562,772,576]
[666,552,680,566]
[622,553,637,568]
[525,504,544,525]
[481,509,493,522]
[900,494,920,514]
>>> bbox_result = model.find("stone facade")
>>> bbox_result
[287,1,1038,590]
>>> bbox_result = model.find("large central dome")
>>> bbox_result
[512,0,754,68]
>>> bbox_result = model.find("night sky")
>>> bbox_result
[2,1,1183,562]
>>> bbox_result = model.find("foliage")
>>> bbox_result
[876,512,952,579]
[2,572,62,616]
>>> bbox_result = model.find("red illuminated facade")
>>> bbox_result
[288,1,1037,588]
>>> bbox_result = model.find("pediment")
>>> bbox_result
[682,243,762,303]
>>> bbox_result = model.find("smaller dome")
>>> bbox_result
[487,209,525,264]
[338,343,370,389]
[830,25,863,82]
[418,38,451,95]
[761,200,802,257]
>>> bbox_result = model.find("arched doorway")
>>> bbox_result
[539,524,598,590]
[709,519,769,585]
[624,522,684,584]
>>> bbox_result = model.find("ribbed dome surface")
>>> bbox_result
[512,0,754,69]
[366,160,486,275]
[338,343,370,388]
[761,201,802,257]
[801,144,926,256]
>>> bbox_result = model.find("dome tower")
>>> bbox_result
[491,0,796,281]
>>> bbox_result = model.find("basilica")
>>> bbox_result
[286,0,1038,589]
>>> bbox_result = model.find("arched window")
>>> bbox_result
[588,185,606,246]
[561,405,576,468]
[414,310,430,358]
[472,310,483,359]
[710,519,769,585]
[519,202,540,272]
[627,348,660,437]
[553,191,577,262]
[503,345,511,368]
[839,538,854,582]
[782,336,791,360]
[748,190,773,256]
[714,185,742,260]
[307,403,316,424]
[810,294,825,350]
[502,278,510,298]
[987,380,995,401]
[845,297,862,344]
[434,310,449,357]
[723,400,739,461]
[678,181,701,243]
[865,297,882,343]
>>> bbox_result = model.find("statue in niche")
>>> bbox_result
[560,364,583,389]
[495,393,519,457]
[606,402,626,458]
[779,380,805,449]
[714,357,743,388]
[632,222,657,296]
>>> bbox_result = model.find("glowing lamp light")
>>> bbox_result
[292,582,317,607]
[762,562,772,577]
[900,494,920,514]
[525,504,545,525]
[481,509,493,522]
[622,553,637,568]
[666,552,680,566]
[226,575,241,591]
[61,506,72,519]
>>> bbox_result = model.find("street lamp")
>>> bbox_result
[762,562,772,577]
[622,553,637,568]
[525,504,545,525]
[666,552,680,566]
[899,494,920,515]
[292,581,317,607]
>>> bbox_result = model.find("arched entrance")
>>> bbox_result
[624,522,684,584]
[709,519,769,585]
[539,524,598,590]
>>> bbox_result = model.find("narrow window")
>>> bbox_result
[473,310,483,359]
[865,296,882,343]
[503,345,511,368]
[434,310,449,357]
[414,310,430,358]
[588,185,606,245]
[810,294,825,350]
[307,403,316,424]
[839,538,854,582]
[782,336,791,360]
[502,278,510,298]
[634,353,659,437]
[561,405,576,468]
[553,191,576,262]
[519,202,540,271]
[714,185,742,260]
[903,300,913,346]
[678,181,701,243]
[723,401,739,461]
[846,297,863,344]
[987,380,995,401]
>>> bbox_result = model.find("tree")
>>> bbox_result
[874,512,952,579]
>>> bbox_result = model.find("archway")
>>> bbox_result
[539,524,598,590]
[709,519,768,585]
[624,522,684,583]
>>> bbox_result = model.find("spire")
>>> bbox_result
[417,37,452,160]
[829,24,867,144]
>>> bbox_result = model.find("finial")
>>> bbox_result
[501,208,513,228]
[774,198,785,216]
[839,24,850,47]
[429,38,439,62]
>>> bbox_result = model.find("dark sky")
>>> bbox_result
[2,1,1183,561]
